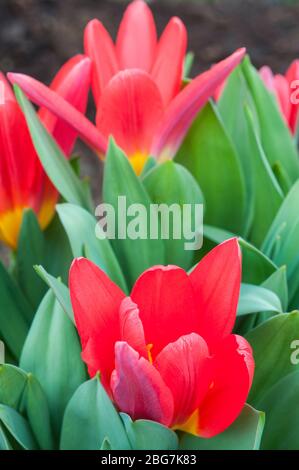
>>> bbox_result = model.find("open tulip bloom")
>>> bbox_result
[8,0,245,174]
[0,55,90,248]
[69,238,254,438]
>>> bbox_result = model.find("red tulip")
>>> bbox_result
[69,238,254,438]
[260,61,299,135]
[8,0,245,174]
[0,55,90,249]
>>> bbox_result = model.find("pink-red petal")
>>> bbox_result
[286,59,299,134]
[7,72,107,155]
[38,54,91,156]
[151,17,187,106]
[116,0,157,72]
[154,333,211,426]
[189,238,241,352]
[111,341,174,425]
[151,48,246,159]
[119,297,148,359]
[198,334,254,438]
[84,19,119,105]
[69,258,125,383]
[96,69,164,157]
[131,265,199,358]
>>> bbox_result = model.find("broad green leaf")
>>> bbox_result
[14,85,91,211]
[0,364,53,450]
[0,423,12,450]
[57,203,127,293]
[242,57,299,185]
[176,101,246,234]
[16,209,47,312]
[261,266,288,312]
[60,376,131,450]
[258,370,299,450]
[246,311,299,405]
[218,66,258,235]
[238,284,282,316]
[103,140,165,288]
[179,404,264,450]
[43,213,73,284]
[20,290,86,440]
[121,414,178,450]
[183,51,194,78]
[0,405,37,450]
[0,262,31,359]
[143,161,204,270]
[244,107,283,247]
[34,266,74,323]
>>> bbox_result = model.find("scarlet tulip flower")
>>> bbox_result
[0,55,90,248]
[8,0,246,174]
[69,238,254,438]
[260,61,299,135]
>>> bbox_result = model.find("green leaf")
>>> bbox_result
[20,290,86,441]
[60,376,131,450]
[0,262,31,359]
[121,414,178,450]
[0,365,53,449]
[57,203,127,293]
[244,107,283,246]
[261,266,288,312]
[0,423,12,450]
[103,140,165,288]
[0,405,37,450]
[34,265,74,323]
[183,51,194,78]
[238,284,282,316]
[246,311,299,405]
[43,214,73,284]
[179,404,264,450]
[143,161,204,270]
[14,85,91,211]
[218,65,258,235]
[15,209,47,312]
[258,370,299,450]
[176,101,246,234]
[242,56,299,186]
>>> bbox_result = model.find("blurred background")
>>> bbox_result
[0,0,299,254]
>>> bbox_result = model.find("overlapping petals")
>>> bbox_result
[69,238,254,438]
[0,55,90,249]
[8,0,246,173]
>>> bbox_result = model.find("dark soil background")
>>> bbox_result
[0,0,299,258]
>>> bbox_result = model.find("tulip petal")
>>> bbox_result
[154,333,211,426]
[119,297,148,359]
[151,17,187,106]
[84,19,119,105]
[7,72,107,155]
[259,65,275,91]
[111,341,174,425]
[116,0,157,72]
[69,258,125,382]
[189,238,241,352]
[198,334,254,438]
[151,48,246,159]
[38,55,91,156]
[273,74,291,125]
[286,59,299,134]
[96,69,164,157]
[131,265,199,358]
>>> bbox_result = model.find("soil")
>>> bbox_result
[0,0,299,259]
